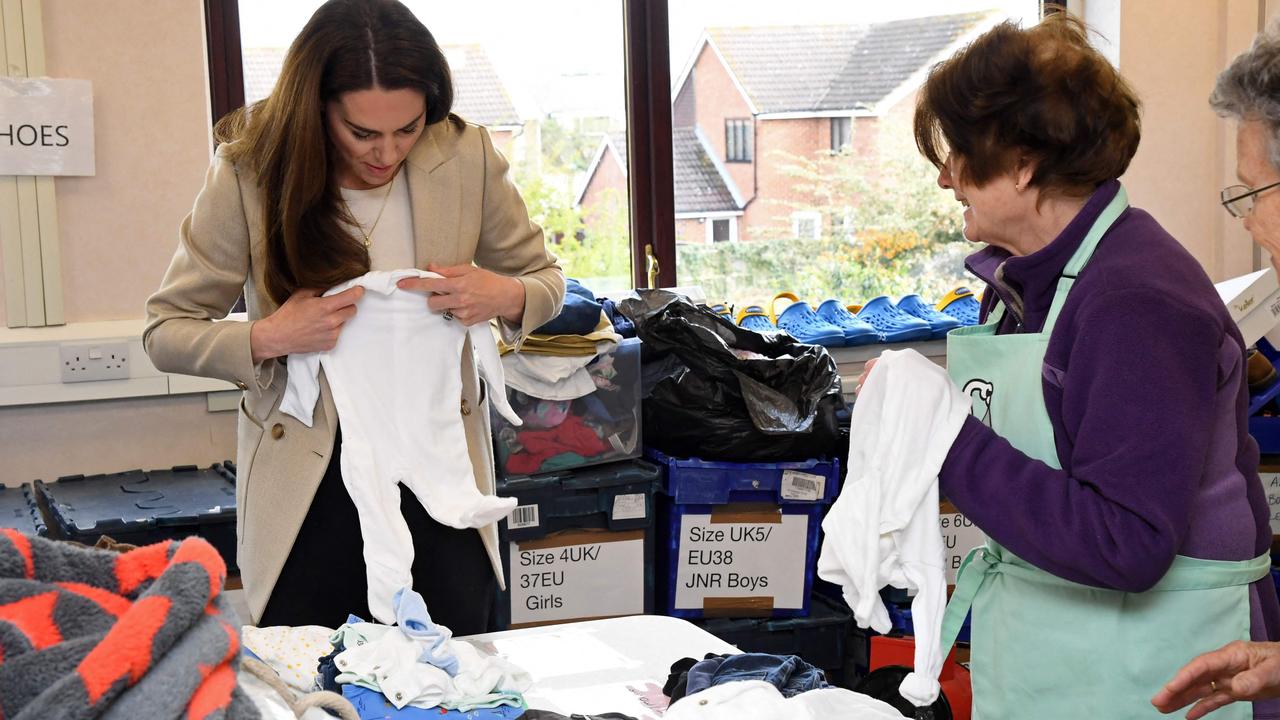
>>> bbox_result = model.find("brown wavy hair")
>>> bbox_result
[214,0,455,306]
[914,14,1141,196]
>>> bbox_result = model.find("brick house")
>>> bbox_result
[579,12,997,245]
[575,129,743,243]
[241,44,523,156]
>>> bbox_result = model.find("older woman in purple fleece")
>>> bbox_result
[855,13,1280,719]
[1155,23,1280,720]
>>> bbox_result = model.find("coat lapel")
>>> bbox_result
[406,122,462,267]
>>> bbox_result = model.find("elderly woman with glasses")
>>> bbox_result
[1153,24,1280,720]
[851,13,1280,718]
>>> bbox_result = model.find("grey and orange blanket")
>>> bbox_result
[0,528,260,719]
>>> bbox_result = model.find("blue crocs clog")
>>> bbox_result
[709,302,734,323]
[736,305,777,334]
[855,296,934,343]
[897,294,962,340]
[936,287,982,326]
[815,299,881,346]
[775,300,847,347]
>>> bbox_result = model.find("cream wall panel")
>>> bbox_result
[0,393,236,485]
[39,0,212,323]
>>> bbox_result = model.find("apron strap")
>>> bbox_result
[937,547,1270,659]
[939,546,989,656]
[1042,187,1129,331]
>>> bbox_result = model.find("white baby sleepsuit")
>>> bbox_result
[280,269,521,623]
[816,348,970,706]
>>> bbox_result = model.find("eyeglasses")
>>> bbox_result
[1221,180,1280,218]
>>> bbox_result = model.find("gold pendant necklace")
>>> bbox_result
[342,172,396,249]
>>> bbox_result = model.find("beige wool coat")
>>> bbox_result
[144,119,565,624]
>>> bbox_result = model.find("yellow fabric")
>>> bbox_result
[497,311,622,356]
[143,119,566,624]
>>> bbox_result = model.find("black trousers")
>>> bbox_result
[258,427,496,633]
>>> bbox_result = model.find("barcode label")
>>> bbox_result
[612,493,647,521]
[780,470,825,502]
[508,504,540,529]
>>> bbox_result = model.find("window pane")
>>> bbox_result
[712,218,731,243]
[670,1,1039,313]
[238,0,632,295]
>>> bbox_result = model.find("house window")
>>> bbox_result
[712,218,731,243]
[704,217,738,243]
[791,211,821,240]
[830,117,852,152]
[725,119,752,162]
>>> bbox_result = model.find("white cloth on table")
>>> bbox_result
[816,348,970,706]
[241,625,334,693]
[334,628,452,709]
[279,269,521,623]
[663,680,904,719]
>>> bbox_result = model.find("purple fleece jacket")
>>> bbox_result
[939,181,1280,712]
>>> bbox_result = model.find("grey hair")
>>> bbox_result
[1211,19,1280,171]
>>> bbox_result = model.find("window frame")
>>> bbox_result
[830,116,852,153]
[707,216,738,243]
[791,210,821,240]
[205,1,1057,291]
[724,118,753,163]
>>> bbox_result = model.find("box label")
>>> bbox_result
[508,504,539,530]
[941,511,986,585]
[509,531,645,626]
[780,470,825,502]
[1262,472,1280,535]
[612,493,647,521]
[673,512,808,610]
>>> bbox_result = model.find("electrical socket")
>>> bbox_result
[59,342,131,383]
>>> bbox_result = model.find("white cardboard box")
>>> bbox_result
[1217,268,1280,346]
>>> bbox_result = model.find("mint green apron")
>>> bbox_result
[940,186,1269,719]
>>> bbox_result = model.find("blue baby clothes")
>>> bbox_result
[684,654,828,699]
[394,586,459,676]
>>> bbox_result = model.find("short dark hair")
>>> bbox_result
[914,14,1141,195]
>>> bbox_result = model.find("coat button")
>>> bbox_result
[235,381,248,391]
[460,398,472,416]
[271,423,285,439]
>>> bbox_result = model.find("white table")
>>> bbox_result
[464,615,741,718]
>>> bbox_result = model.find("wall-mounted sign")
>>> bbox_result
[0,78,94,176]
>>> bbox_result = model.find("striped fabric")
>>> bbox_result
[0,529,259,719]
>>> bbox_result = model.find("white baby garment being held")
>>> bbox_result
[280,269,521,623]
[816,348,970,707]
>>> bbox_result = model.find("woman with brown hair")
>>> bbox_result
[857,13,1280,717]
[144,0,564,631]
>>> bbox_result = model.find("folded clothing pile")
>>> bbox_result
[298,588,530,719]
[661,653,901,720]
[0,528,259,719]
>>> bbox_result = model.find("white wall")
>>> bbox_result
[0,0,235,485]
[1113,0,1269,280]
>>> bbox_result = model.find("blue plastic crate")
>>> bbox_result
[36,463,237,571]
[494,458,662,629]
[647,448,839,619]
[0,483,45,537]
